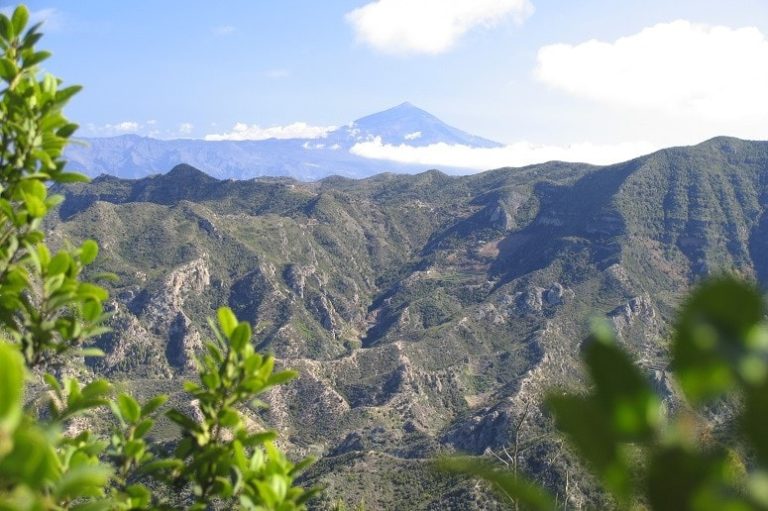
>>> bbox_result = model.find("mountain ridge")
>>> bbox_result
[49,135,768,509]
[65,103,503,181]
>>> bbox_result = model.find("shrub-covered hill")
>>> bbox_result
[48,136,768,509]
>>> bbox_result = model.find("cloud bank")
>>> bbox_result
[346,0,534,55]
[204,122,336,141]
[350,137,658,171]
[536,20,768,121]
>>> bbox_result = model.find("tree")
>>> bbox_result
[442,278,768,510]
[0,5,314,509]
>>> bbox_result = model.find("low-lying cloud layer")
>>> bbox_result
[346,0,534,55]
[204,122,336,141]
[350,137,658,170]
[536,20,768,121]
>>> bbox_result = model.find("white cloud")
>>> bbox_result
[111,121,140,133]
[535,20,768,121]
[404,131,422,140]
[346,0,534,55]
[204,122,337,141]
[212,25,236,35]
[178,122,194,135]
[350,137,658,171]
[85,121,142,137]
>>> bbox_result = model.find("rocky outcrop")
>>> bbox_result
[505,283,573,315]
[143,257,210,370]
[609,295,656,331]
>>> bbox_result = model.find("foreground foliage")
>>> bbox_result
[444,277,768,510]
[0,5,312,509]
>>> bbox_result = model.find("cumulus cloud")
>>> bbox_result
[350,137,658,171]
[110,121,139,133]
[346,0,534,55]
[535,20,768,121]
[204,122,337,141]
[86,121,142,136]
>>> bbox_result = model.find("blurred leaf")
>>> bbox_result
[54,465,111,500]
[672,278,764,403]
[140,394,168,417]
[0,343,24,437]
[217,307,238,337]
[547,394,632,503]
[80,240,98,265]
[10,6,28,38]
[584,330,661,440]
[117,394,140,424]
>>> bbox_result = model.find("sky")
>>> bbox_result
[3,0,768,169]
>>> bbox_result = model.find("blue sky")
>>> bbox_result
[4,0,768,168]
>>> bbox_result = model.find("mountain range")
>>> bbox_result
[49,135,768,509]
[64,103,502,181]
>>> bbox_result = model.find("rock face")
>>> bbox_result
[508,283,573,315]
[91,257,210,375]
[51,136,768,509]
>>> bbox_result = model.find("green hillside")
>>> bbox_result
[48,136,768,509]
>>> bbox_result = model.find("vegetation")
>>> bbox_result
[443,277,768,510]
[0,6,312,509]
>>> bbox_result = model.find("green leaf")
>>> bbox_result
[672,278,764,403]
[11,6,29,37]
[48,252,71,275]
[24,193,47,218]
[140,458,184,475]
[438,457,556,511]
[117,394,141,424]
[82,300,102,322]
[742,379,768,465]
[81,379,111,400]
[0,343,24,440]
[80,240,99,265]
[0,15,12,41]
[166,409,199,431]
[54,465,111,500]
[646,447,735,511]
[584,330,661,440]
[134,418,154,439]
[77,347,106,358]
[267,370,298,387]
[547,394,632,503]
[140,395,168,417]
[0,57,16,81]
[55,85,82,104]
[56,171,90,183]
[230,322,251,351]
[23,50,50,67]
[0,426,59,487]
[217,307,238,337]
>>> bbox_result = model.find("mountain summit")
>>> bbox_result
[64,104,501,181]
[329,102,502,148]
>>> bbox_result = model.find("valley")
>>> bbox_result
[47,136,768,509]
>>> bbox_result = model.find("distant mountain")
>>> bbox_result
[327,102,502,148]
[51,136,768,509]
[64,103,502,180]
